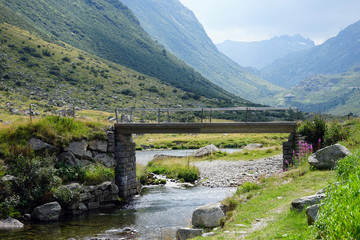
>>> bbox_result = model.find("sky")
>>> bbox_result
[179,0,360,45]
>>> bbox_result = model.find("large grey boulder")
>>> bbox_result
[176,228,203,240]
[94,153,115,167]
[191,144,219,157]
[28,137,59,156]
[0,217,24,229]
[308,144,351,170]
[65,140,88,159]
[32,202,61,221]
[244,143,263,150]
[291,194,325,212]
[192,202,225,228]
[57,151,91,167]
[89,140,108,153]
[306,204,323,225]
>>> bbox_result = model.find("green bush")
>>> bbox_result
[237,182,261,194]
[82,164,114,185]
[314,152,360,239]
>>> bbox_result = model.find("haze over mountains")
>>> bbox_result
[120,0,283,103]
[216,35,314,69]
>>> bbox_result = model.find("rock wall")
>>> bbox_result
[114,133,137,198]
[283,133,305,168]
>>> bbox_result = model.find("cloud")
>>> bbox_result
[179,0,360,44]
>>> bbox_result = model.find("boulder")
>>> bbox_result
[94,153,115,167]
[32,202,61,221]
[176,228,203,240]
[306,204,322,225]
[308,144,351,170]
[89,140,108,153]
[244,143,263,150]
[191,144,219,157]
[192,202,225,228]
[57,151,81,167]
[65,140,88,159]
[291,194,325,212]
[28,137,59,156]
[0,217,24,229]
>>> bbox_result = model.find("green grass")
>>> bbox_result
[82,164,114,185]
[144,157,199,183]
[0,116,107,157]
[203,148,282,161]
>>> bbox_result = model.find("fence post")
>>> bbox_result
[201,108,204,123]
[167,109,170,123]
[72,107,75,118]
[158,108,161,123]
[115,109,119,124]
[210,109,212,123]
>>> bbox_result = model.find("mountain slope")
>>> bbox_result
[262,20,360,88]
[0,0,245,104]
[0,22,231,113]
[119,0,283,103]
[216,35,314,69]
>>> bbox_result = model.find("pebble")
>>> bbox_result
[194,155,283,188]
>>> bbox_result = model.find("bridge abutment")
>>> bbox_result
[114,133,137,199]
[283,133,306,168]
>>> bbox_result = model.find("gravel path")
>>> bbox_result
[194,155,283,188]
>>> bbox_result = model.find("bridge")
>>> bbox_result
[112,107,300,198]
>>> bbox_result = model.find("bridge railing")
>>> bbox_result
[115,107,298,124]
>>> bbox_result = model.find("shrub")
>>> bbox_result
[297,115,327,150]
[62,56,71,62]
[237,182,261,194]
[314,152,360,239]
[82,164,114,185]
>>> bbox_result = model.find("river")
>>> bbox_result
[0,149,238,240]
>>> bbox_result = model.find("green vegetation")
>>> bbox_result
[0,0,250,105]
[204,148,281,162]
[82,164,114,185]
[313,152,360,239]
[0,23,225,115]
[142,158,199,183]
[0,116,106,157]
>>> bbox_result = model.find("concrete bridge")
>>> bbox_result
[113,107,300,198]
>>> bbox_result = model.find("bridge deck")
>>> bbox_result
[115,122,297,134]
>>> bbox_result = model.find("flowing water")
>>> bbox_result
[0,149,238,240]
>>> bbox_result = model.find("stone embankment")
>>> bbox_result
[194,155,283,188]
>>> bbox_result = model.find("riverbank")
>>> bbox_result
[194,155,283,188]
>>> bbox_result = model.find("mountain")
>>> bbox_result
[0,0,247,105]
[119,0,283,103]
[216,35,314,69]
[0,22,229,113]
[262,20,360,88]
[284,66,360,115]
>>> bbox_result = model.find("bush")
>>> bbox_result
[62,56,71,62]
[82,164,114,185]
[314,152,360,239]
[237,182,261,194]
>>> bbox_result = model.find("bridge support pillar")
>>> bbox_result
[283,133,306,169]
[114,133,137,199]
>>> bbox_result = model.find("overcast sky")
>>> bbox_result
[179,0,360,45]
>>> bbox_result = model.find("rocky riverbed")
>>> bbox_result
[194,155,283,188]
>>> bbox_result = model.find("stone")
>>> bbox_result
[100,203,116,209]
[176,228,203,240]
[191,144,219,157]
[306,204,322,225]
[79,203,88,212]
[291,194,325,212]
[308,144,351,170]
[1,175,16,182]
[192,202,225,228]
[28,137,59,156]
[23,214,31,221]
[87,202,100,210]
[0,217,24,229]
[65,140,88,159]
[57,151,82,167]
[89,140,108,153]
[94,153,115,167]
[244,143,263,149]
[32,202,61,221]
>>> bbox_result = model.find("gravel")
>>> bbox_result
[194,155,284,188]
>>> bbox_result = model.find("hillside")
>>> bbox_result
[216,35,314,69]
[0,22,237,117]
[0,0,245,104]
[119,0,283,103]
[262,19,360,88]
